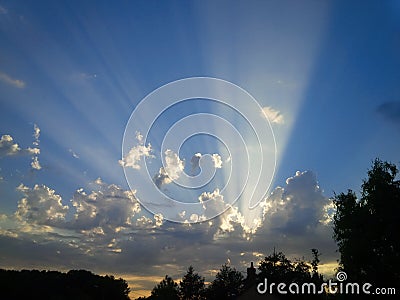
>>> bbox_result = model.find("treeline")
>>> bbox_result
[138,249,326,300]
[0,269,130,299]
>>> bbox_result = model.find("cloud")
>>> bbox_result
[30,124,41,170]
[190,153,202,173]
[261,171,333,234]
[70,180,141,233]
[0,71,25,88]
[1,171,338,294]
[33,124,40,146]
[15,184,69,226]
[0,5,7,14]
[119,132,153,169]
[68,149,80,159]
[261,106,284,124]
[212,154,223,168]
[154,213,164,227]
[30,156,41,170]
[0,126,41,171]
[153,150,184,188]
[190,153,223,173]
[377,101,400,126]
[0,135,21,156]
[0,134,39,157]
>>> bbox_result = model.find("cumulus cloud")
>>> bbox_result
[30,156,41,170]
[70,180,141,233]
[0,135,21,156]
[15,184,69,226]
[261,171,333,234]
[261,106,284,124]
[190,153,223,173]
[0,71,25,88]
[154,213,164,227]
[1,125,41,170]
[119,132,153,169]
[198,188,230,224]
[153,150,184,188]
[1,170,338,292]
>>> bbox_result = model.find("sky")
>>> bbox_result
[1,0,400,298]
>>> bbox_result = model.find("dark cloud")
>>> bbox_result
[0,171,338,293]
[377,101,400,126]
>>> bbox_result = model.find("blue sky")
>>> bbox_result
[1,0,400,298]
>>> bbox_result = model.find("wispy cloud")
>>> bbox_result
[377,101,400,126]
[261,106,284,124]
[0,71,25,88]
[0,5,8,15]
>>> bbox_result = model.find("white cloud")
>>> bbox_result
[119,132,153,169]
[30,124,41,170]
[31,156,41,170]
[68,148,80,159]
[136,216,154,228]
[153,149,184,188]
[33,124,40,146]
[0,71,25,88]
[0,135,21,156]
[0,134,40,158]
[261,106,284,124]
[0,127,42,172]
[163,150,184,180]
[261,171,332,232]
[70,180,141,233]
[15,184,69,226]
[154,213,164,227]
[212,154,223,168]
[190,152,223,172]
[198,188,230,225]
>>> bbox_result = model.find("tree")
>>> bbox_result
[150,275,179,300]
[206,264,244,299]
[333,159,400,287]
[255,249,324,299]
[0,269,130,299]
[179,266,205,300]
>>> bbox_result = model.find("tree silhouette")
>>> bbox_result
[0,269,130,299]
[150,275,179,300]
[206,263,244,299]
[256,249,324,299]
[333,159,400,287]
[179,265,205,300]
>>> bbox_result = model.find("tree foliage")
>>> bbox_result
[333,159,400,286]
[150,275,179,300]
[179,266,205,300]
[0,269,130,299]
[258,250,323,286]
[206,263,244,299]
